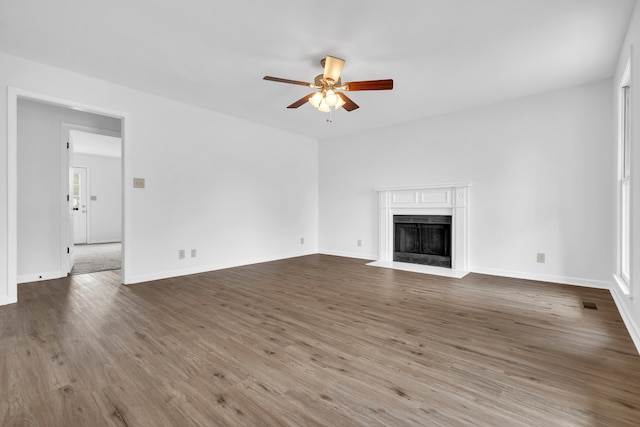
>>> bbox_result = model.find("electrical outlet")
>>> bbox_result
[300,237,304,244]
[191,249,196,258]
[537,253,545,263]
[179,249,185,259]
[357,239,362,247]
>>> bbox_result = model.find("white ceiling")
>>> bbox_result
[0,0,636,140]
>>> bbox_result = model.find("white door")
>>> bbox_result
[73,167,88,244]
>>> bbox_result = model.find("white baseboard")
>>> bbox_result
[0,295,17,306]
[317,256,610,289]
[609,286,640,355]
[17,270,66,284]
[470,266,610,289]
[318,249,376,261]
[125,250,317,285]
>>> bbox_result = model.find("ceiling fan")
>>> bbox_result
[263,55,393,113]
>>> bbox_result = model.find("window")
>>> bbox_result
[617,60,632,295]
[73,171,81,210]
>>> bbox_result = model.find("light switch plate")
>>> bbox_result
[133,177,145,188]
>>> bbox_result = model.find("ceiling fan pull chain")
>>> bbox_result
[327,109,333,123]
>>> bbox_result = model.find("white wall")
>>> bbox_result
[74,152,121,244]
[611,1,640,351]
[319,79,614,288]
[1,51,318,304]
[17,99,121,283]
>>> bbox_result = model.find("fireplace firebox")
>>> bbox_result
[393,215,452,268]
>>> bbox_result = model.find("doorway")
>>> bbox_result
[68,129,123,275]
[7,88,130,302]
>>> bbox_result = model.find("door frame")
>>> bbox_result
[7,87,131,304]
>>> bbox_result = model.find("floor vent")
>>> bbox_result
[582,301,598,310]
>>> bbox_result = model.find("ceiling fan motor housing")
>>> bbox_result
[314,74,341,90]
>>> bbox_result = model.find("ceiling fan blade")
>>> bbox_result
[337,92,359,112]
[287,93,316,109]
[344,79,394,91]
[323,56,345,82]
[263,76,312,87]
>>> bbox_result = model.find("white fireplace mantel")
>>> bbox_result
[368,183,471,278]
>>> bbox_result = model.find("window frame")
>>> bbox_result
[616,59,632,296]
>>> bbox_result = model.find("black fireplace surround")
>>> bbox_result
[393,215,452,268]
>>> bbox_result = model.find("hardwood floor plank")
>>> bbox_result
[1,254,640,425]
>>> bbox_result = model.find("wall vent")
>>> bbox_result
[582,301,598,310]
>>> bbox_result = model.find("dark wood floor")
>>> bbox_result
[1,255,640,426]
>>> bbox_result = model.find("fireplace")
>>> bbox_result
[369,183,470,278]
[393,215,451,267]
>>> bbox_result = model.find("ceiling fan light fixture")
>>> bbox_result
[318,98,331,112]
[324,90,338,107]
[309,92,323,108]
[334,95,346,110]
